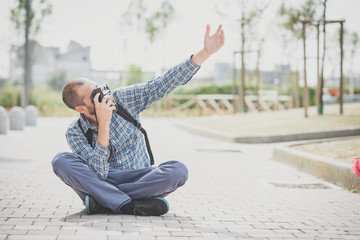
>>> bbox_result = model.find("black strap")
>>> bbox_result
[115,103,154,166]
[78,117,114,161]
[77,118,93,146]
[77,104,154,166]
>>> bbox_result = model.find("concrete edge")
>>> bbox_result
[272,146,360,192]
[174,121,360,144]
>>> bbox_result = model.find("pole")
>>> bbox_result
[316,23,320,107]
[295,71,300,108]
[340,22,344,114]
[256,49,261,104]
[302,21,308,118]
[240,6,246,113]
[232,52,237,113]
[23,0,31,108]
[319,0,328,115]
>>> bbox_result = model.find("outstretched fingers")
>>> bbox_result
[220,29,225,46]
[215,24,223,35]
[205,24,210,38]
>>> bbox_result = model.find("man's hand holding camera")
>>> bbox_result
[94,93,116,147]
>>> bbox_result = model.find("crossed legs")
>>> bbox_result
[52,152,188,214]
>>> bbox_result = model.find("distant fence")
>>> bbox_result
[152,94,293,115]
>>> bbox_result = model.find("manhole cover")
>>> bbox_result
[269,182,331,189]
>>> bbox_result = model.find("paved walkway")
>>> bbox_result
[0,117,359,240]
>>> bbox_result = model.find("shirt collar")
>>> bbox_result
[79,114,96,133]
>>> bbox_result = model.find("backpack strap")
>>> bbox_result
[115,103,154,166]
[77,117,113,160]
[76,105,155,166]
[77,118,93,147]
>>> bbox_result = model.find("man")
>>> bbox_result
[52,24,225,216]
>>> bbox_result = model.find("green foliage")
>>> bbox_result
[10,0,52,36]
[173,82,319,109]
[0,83,75,116]
[30,88,75,116]
[48,69,68,91]
[175,83,233,95]
[145,2,174,43]
[0,83,22,108]
[278,0,321,39]
[122,0,174,43]
[350,32,359,56]
[126,64,143,85]
[174,82,263,96]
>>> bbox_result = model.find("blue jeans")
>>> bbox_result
[52,152,188,213]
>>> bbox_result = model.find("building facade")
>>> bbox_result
[9,41,121,86]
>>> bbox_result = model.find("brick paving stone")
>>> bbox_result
[111,237,155,240]
[140,231,172,236]
[13,225,45,230]
[157,237,189,240]
[8,236,57,240]
[1,230,28,236]
[1,117,360,239]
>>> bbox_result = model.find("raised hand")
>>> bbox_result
[191,24,225,66]
[204,24,225,55]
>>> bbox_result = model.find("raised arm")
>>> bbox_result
[191,24,225,66]
[114,24,225,116]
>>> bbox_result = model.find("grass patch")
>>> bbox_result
[292,137,360,164]
[183,102,360,136]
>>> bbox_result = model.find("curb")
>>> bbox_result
[272,145,360,192]
[175,121,360,144]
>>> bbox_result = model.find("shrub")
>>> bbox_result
[0,83,22,108]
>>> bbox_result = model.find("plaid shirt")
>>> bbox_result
[66,56,200,179]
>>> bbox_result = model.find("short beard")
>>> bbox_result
[86,105,95,115]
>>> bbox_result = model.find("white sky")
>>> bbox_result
[1,0,360,86]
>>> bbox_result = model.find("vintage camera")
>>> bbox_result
[91,84,112,104]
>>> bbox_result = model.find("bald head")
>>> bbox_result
[62,78,96,110]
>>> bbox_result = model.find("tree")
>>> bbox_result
[10,0,52,37]
[238,2,268,112]
[121,0,174,85]
[216,0,268,112]
[318,0,328,115]
[10,0,52,107]
[278,0,321,40]
[122,0,174,43]
[278,0,323,115]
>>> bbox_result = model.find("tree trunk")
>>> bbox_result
[239,6,246,113]
[339,22,344,114]
[318,0,328,115]
[232,52,237,113]
[256,49,261,106]
[302,21,308,118]
[316,24,320,107]
[23,0,31,108]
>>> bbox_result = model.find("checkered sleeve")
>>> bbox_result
[66,122,111,179]
[113,56,200,116]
